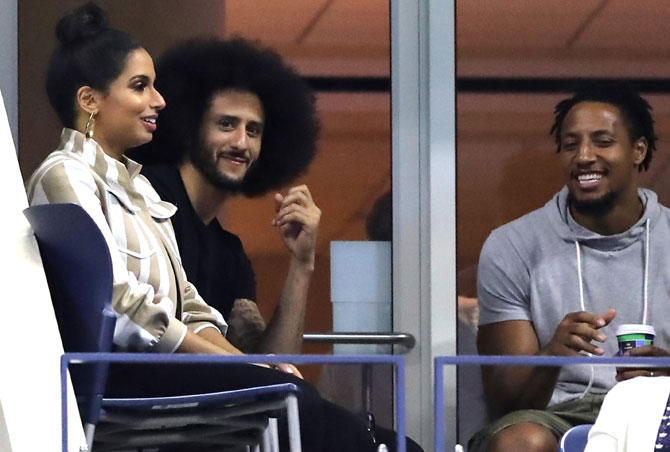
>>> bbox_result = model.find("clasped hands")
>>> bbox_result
[544,308,669,381]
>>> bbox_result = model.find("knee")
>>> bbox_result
[487,422,557,452]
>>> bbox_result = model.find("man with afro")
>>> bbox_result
[133,36,425,452]
[136,38,320,360]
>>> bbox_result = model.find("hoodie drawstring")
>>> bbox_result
[643,218,650,325]
[574,241,595,398]
[573,218,650,398]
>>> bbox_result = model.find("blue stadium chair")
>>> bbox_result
[559,424,593,452]
[25,203,301,452]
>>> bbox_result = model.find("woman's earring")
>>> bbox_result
[85,111,96,139]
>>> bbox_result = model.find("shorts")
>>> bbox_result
[467,393,606,452]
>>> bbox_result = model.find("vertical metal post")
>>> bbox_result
[427,0,458,449]
[362,363,373,413]
[392,0,457,449]
[61,356,69,452]
[395,356,406,452]
[286,394,302,452]
[434,358,445,452]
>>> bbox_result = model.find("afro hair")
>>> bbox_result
[134,37,319,196]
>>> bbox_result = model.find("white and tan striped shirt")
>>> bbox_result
[27,128,227,353]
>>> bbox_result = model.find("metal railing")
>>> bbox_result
[433,355,670,452]
[61,353,407,452]
[303,332,416,415]
[303,332,416,350]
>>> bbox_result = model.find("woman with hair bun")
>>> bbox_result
[28,1,239,358]
[25,4,423,452]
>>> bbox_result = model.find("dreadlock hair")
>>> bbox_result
[134,37,319,196]
[550,81,657,171]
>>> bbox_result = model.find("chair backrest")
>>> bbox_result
[24,203,117,426]
[559,424,593,452]
[24,203,116,354]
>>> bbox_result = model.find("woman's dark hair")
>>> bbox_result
[135,37,319,197]
[46,2,141,128]
[550,81,657,171]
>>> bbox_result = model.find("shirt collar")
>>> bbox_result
[58,128,143,211]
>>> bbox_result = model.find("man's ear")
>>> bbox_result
[633,138,648,166]
[76,86,100,115]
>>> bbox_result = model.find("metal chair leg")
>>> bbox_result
[261,418,272,452]
[82,423,95,451]
[286,394,302,452]
[268,418,279,452]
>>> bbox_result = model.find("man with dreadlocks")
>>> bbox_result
[468,81,670,452]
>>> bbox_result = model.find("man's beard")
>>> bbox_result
[568,191,617,217]
[190,144,253,192]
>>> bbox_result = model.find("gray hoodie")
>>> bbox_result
[478,186,670,405]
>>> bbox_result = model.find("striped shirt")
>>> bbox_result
[27,128,227,353]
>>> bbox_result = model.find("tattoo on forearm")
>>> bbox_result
[227,299,267,352]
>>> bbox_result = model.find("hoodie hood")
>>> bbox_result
[547,186,661,251]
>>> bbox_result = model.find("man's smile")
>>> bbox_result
[217,151,250,166]
[575,171,606,189]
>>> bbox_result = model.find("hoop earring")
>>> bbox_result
[85,111,96,139]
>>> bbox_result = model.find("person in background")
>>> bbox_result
[469,81,670,452]
[366,190,480,330]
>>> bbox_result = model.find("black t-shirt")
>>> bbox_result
[141,164,256,319]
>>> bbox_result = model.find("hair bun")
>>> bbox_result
[55,2,109,47]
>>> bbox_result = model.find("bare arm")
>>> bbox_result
[478,320,560,414]
[253,257,313,354]
[175,328,238,354]
[225,299,267,352]
[177,326,293,373]
[226,260,313,354]
[228,185,319,354]
[479,309,616,415]
[195,326,244,355]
